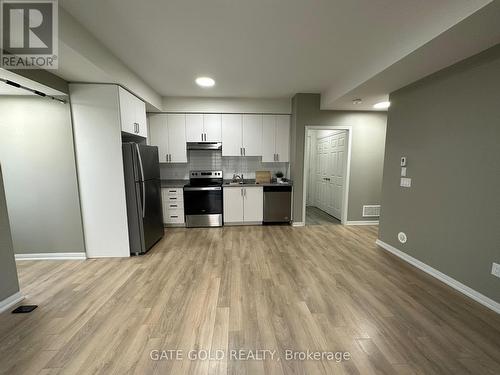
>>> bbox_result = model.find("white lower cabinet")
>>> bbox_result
[161,188,185,225]
[223,186,263,224]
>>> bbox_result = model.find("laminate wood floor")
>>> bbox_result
[1,225,499,375]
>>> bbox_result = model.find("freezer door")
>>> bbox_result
[142,179,164,251]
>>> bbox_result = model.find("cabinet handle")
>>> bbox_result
[243,148,246,156]
[166,154,169,162]
[201,133,203,141]
[277,153,279,161]
[169,154,172,162]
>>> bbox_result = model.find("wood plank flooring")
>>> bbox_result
[1,225,499,374]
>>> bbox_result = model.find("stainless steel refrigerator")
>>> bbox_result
[122,143,164,255]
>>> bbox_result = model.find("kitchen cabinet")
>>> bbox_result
[186,114,222,142]
[118,86,147,138]
[161,188,185,225]
[242,115,263,156]
[262,115,290,162]
[221,114,242,156]
[223,186,263,224]
[149,114,187,163]
[221,114,262,156]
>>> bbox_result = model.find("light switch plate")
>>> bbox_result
[400,177,411,188]
[400,157,407,167]
[492,263,500,278]
[401,167,407,177]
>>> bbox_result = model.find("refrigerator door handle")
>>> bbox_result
[135,144,146,218]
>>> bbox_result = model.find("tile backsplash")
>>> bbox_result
[160,150,289,180]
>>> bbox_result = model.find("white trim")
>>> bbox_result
[15,252,87,261]
[345,220,379,225]
[292,221,305,227]
[0,292,24,314]
[375,239,500,315]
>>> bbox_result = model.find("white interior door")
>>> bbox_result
[324,132,346,219]
[314,138,327,211]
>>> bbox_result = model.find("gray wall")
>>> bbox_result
[0,165,20,301]
[290,93,387,222]
[379,45,500,303]
[0,96,85,254]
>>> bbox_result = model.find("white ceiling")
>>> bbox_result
[59,0,492,107]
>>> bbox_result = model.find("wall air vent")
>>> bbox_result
[362,205,380,217]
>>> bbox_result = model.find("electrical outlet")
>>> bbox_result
[491,263,500,278]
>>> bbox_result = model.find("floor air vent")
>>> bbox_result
[363,205,380,217]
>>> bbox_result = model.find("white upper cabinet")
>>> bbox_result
[242,115,263,156]
[186,113,222,142]
[203,114,222,142]
[185,114,204,142]
[221,114,242,156]
[222,114,263,157]
[148,114,187,163]
[167,114,187,163]
[275,115,290,162]
[261,115,290,162]
[118,86,147,137]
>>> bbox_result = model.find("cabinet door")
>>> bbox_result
[136,99,148,138]
[221,114,242,156]
[185,114,204,142]
[118,87,136,134]
[243,187,263,222]
[149,114,169,163]
[167,114,187,163]
[242,114,263,156]
[275,115,290,162]
[223,187,244,223]
[203,114,222,142]
[262,115,276,162]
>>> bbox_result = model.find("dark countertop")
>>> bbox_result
[160,179,188,188]
[160,179,293,188]
[222,179,293,187]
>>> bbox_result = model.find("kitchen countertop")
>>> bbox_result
[161,179,293,188]
[222,179,293,187]
[160,179,188,188]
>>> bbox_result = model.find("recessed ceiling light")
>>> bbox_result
[195,77,215,88]
[373,101,391,109]
[352,98,362,105]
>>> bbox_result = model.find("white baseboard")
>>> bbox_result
[345,220,379,225]
[15,252,87,261]
[0,291,24,314]
[375,239,500,315]
[292,221,305,227]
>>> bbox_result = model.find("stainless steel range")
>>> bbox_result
[183,170,223,227]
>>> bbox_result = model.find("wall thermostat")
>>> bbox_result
[400,157,407,167]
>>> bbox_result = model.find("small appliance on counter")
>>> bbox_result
[122,143,164,255]
[183,170,223,227]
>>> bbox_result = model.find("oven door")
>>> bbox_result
[183,186,223,215]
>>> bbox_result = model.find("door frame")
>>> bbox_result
[302,126,352,225]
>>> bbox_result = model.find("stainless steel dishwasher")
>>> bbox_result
[263,185,292,224]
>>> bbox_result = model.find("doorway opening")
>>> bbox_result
[303,126,352,226]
